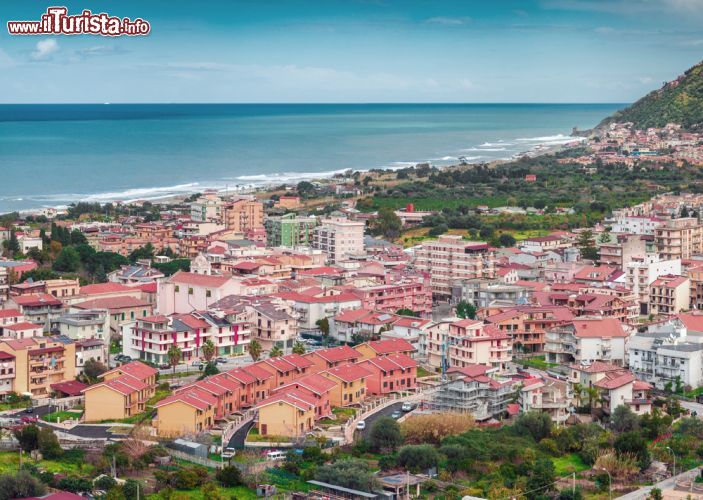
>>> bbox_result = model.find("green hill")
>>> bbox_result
[600,60,703,131]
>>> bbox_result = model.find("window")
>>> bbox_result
[188,288,194,295]
[175,285,180,292]
[206,290,212,298]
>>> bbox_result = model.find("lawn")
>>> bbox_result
[41,410,82,423]
[521,355,559,371]
[417,367,435,378]
[246,427,291,443]
[145,486,257,499]
[146,389,172,407]
[0,400,31,411]
[318,407,356,425]
[552,453,590,476]
[0,450,94,476]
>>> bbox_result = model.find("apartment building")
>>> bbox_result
[190,191,224,223]
[545,318,629,365]
[655,217,703,260]
[312,217,365,263]
[428,365,513,421]
[451,279,532,310]
[332,309,398,343]
[6,294,64,332]
[0,336,76,398]
[247,300,297,351]
[0,267,8,303]
[685,264,703,311]
[275,291,361,332]
[354,278,433,319]
[482,305,574,354]
[359,353,417,395]
[598,234,647,269]
[426,319,511,373]
[414,235,496,298]
[71,295,154,338]
[56,310,109,342]
[154,390,217,437]
[611,215,664,235]
[594,370,653,416]
[519,375,572,424]
[157,271,243,315]
[264,213,318,247]
[321,363,370,407]
[223,197,264,233]
[626,256,681,314]
[648,275,691,316]
[126,311,247,364]
[75,338,107,376]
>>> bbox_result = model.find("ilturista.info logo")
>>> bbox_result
[8,6,150,36]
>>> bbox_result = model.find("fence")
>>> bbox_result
[166,448,225,469]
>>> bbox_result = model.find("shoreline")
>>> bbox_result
[7,133,586,216]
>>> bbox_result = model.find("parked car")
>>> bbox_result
[21,416,38,424]
[401,402,416,412]
[221,447,236,459]
[158,363,170,370]
[356,420,366,430]
[120,356,132,363]
[391,411,402,419]
[24,407,33,414]
[266,451,286,461]
[216,357,228,364]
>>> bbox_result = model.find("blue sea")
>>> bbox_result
[0,103,623,212]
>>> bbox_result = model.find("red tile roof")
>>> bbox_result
[12,294,62,307]
[102,360,157,381]
[80,282,133,295]
[323,362,371,382]
[85,374,148,396]
[169,271,232,287]
[50,380,88,396]
[569,360,622,373]
[276,373,337,395]
[255,390,316,412]
[73,295,152,310]
[312,345,360,363]
[155,390,218,411]
[678,312,703,332]
[4,321,41,331]
[595,370,635,390]
[360,338,415,355]
[0,309,22,319]
[572,318,628,338]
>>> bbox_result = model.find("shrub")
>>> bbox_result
[0,471,46,500]
[396,445,440,473]
[378,454,397,471]
[95,475,117,491]
[314,458,379,493]
[401,413,475,445]
[57,476,92,493]
[369,416,402,452]
[216,465,242,487]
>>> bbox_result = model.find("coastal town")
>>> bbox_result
[2,109,703,499]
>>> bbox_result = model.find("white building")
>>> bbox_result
[626,256,681,313]
[545,318,629,365]
[312,217,365,263]
[56,310,110,342]
[157,271,243,316]
[611,216,664,235]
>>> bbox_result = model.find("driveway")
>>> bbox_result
[227,420,255,449]
[358,402,404,440]
[616,467,701,499]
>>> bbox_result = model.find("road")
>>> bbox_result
[680,399,703,416]
[227,420,255,449]
[358,402,405,440]
[5,405,125,439]
[617,467,701,499]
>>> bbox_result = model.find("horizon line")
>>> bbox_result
[0,101,630,106]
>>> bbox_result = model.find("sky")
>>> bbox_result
[1,0,703,103]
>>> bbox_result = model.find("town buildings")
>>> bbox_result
[312,217,365,263]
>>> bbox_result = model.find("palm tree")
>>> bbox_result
[269,345,284,358]
[167,345,182,376]
[573,383,584,407]
[292,341,306,355]
[201,339,216,363]
[249,339,262,362]
[585,386,599,411]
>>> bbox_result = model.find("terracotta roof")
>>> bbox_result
[80,283,133,295]
[73,295,152,310]
[255,390,316,412]
[361,353,416,371]
[359,338,415,355]
[569,360,622,373]
[102,360,157,381]
[276,373,337,395]
[50,380,88,396]
[4,321,41,331]
[0,309,22,319]
[595,370,635,390]
[447,364,492,378]
[281,352,315,369]
[323,362,371,382]
[245,363,275,381]
[311,345,360,363]
[678,312,703,332]
[85,374,148,396]
[572,318,628,338]
[155,390,217,410]
[169,271,232,287]
[12,294,62,307]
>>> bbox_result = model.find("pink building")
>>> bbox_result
[427,319,511,372]
[353,278,433,318]
[359,353,417,395]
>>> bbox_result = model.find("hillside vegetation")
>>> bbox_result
[600,60,703,130]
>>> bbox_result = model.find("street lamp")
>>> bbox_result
[666,446,677,477]
[596,466,612,500]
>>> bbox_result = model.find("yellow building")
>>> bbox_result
[354,338,416,361]
[153,390,217,437]
[255,390,316,438]
[0,337,76,398]
[321,363,370,407]
[82,374,150,422]
[101,361,158,399]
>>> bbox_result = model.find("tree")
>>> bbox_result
[292,341,306,355]
[650,488,663,500]
[372,207,402,239]
[7,230,20,257]
[428,224,448,237]
[70,229,88,245]
[577,229,598,261]
[201,339,216,363]
[456,300,477,319]
[396,308,419,317]
[498,234,517,247]
[315,458,379,492]
[13,424,39,452]
[614,431,650,470]
[200,361,219,378]
[610,405,639,433]
[200,482,226,500]
[369,416,402,453]
[167,345,182,375]
[53,247,81,272]
[0,471,47,500]
[38,427,63,459]
[515,411,553,442]
[215,465,242,487]
[397,444,440,473]
[269,345,283,358]
[297,181,316,199]
[527,458,556,496]
[82,359,108,382]
[249,339,262,361]
[123,479,143,500]
[316,318,330,336]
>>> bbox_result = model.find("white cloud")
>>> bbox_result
[31,39,59,61]
[638,76,654,84]
[424,16,472,26]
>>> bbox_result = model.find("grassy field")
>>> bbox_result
[319,407,357,425]
[146,486,258,499]
[42,410,82,423]
[246,427,291,443]
[553,453,590,476]
[0,450,94,475]
[521,355,559,371]
[373,196,510,211]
